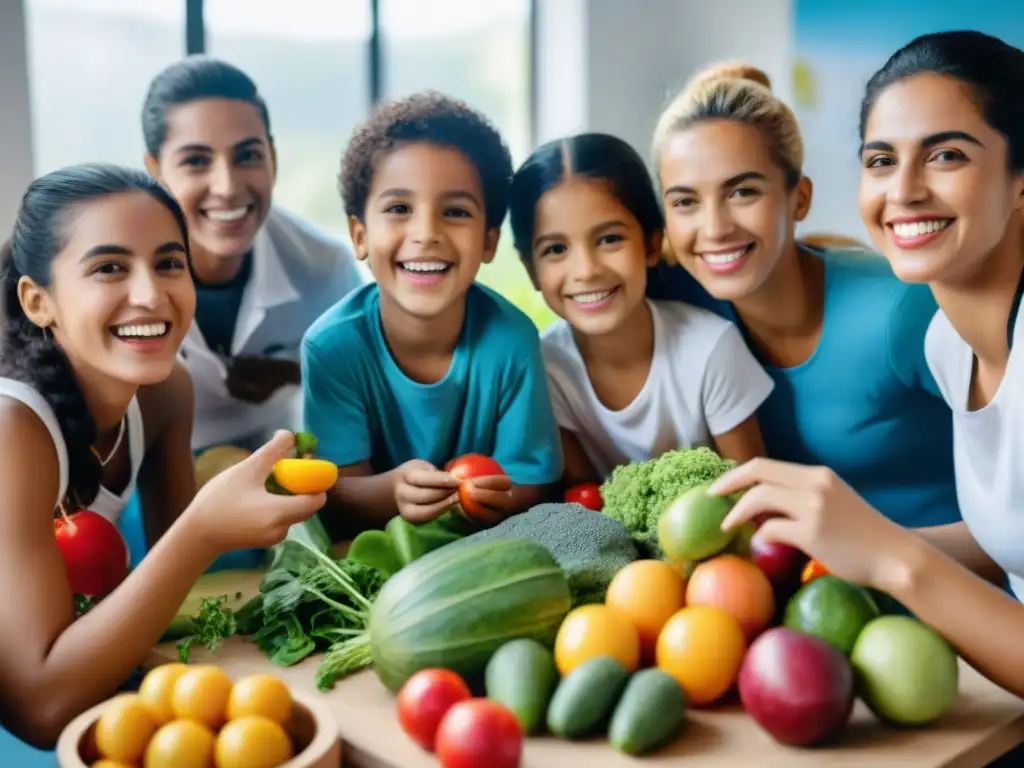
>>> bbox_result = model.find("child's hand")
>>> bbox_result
[393,459,461,523]
[711,458,915,590]
[187,431,326,553]
[458,475,514,527]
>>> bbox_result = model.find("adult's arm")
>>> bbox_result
[0,400,215,748]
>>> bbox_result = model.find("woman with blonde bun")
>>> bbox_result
[647,61,996,576]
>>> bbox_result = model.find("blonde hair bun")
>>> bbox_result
[688,61,772,93]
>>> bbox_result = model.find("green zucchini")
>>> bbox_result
[366,538,573,692]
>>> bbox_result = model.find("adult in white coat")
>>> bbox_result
[142,55,365,453]
[119,55,364,569]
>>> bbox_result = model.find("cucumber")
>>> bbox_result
[546,656,630,739]
[485,639,559,734]
[608,668,687,755]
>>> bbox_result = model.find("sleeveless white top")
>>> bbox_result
[0,377,145,523]
[925,305,1024,598]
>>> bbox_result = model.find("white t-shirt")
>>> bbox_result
[925,304,1024,598]
[541,299,775,478]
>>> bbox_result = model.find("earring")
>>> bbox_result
[41,326,51,342]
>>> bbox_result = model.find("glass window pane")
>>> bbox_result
[380,0,552,328]
[24,0,186,175]
[204,0,371,240]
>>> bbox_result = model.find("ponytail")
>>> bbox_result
[0,163,188,510]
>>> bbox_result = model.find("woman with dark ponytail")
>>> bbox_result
[0,163,324,749]
[709,31,1024,708]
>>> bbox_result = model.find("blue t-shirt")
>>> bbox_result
[301,282,564,485]
[648,249,960,529]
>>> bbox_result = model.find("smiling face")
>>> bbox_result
[20,191,195,388]
[349,142,498,321]
[858,72,1024,285]
[529,178,659,337]
[658,120,810,301]
[145,97,275,283]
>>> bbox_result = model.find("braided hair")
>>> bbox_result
[0,163,189,509]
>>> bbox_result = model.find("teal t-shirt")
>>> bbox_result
[301,282,564,484]
[648,249,960,529]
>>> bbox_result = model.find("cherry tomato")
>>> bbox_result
[801,559,830,584]
[54,509,129,597]
[435,699,523,768]
[445,454,506,527]
[564,482,603,511]
[396,668,471,752]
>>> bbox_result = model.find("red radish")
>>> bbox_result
[396,668,471,752]
[749,528,808,596]
[53,508,129,597]
[445,454,506,527]
[564,482,602,511]
[435,698,523,768]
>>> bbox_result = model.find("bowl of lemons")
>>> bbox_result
[57,663,341,768]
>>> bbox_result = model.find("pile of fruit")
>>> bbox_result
[82,665,298,768]
[379,481,961,765]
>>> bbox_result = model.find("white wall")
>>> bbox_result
[0,0,33,235]
[535,0,792,167]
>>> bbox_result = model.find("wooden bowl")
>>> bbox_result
[56,691,341,767]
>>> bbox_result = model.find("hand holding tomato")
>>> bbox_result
[445,454,511,528]
[393,459,461,523]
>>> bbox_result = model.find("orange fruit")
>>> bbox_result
[656,606,747,706]
[137,662,188,724]
[91,760,135,768]
[227,674,293,725]
[143,719,216,768]
[171,664,233,729]
[605,560,687,660]
[686,554,775,639]
[554,604,640,676]
[215,715,294,768]
[93,694,159,764]
[272,458,338,494]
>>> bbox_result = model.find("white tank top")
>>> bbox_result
[925,305,1024,598]
[0,377,146,523]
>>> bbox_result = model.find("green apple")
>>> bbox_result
[851,616,959,726]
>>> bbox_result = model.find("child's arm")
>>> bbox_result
[711,415,766,464]
[702,324,775,461]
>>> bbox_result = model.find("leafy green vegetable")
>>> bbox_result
[73,593,96,618]
[176,594,239,662]
[445,503,638,605]
[237,540,383,676]
[347,530,403,577]
[600,447,736,556]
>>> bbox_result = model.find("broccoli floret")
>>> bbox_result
[600,447,736,556]
[449,503,638,606]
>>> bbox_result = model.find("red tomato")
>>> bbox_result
[435,699,523,768]
[445,454,506,527]
[396,668,471,752]
[564,482,603,511]
[54,509,129,597]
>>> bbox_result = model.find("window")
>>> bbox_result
[204,0,371,240]
[380,0,553,329]
[24,0,186,175]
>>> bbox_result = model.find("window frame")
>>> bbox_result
[183,0,537,146]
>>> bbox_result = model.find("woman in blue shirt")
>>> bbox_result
[647,61,996,578]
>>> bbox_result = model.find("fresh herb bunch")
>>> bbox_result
[236,540,384,683]
[176,594,239,662]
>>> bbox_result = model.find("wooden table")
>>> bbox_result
[147,570,1024,768]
